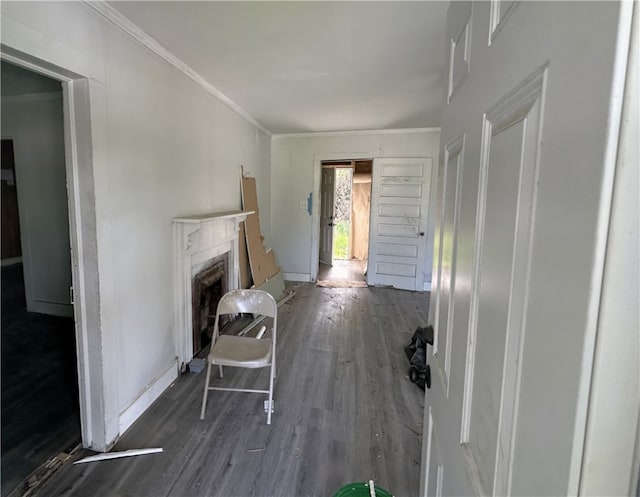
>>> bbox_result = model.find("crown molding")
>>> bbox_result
[82,0,272,137]
[272,127,441,139]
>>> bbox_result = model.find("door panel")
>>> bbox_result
[376,262,415,278]
[447,3,471,103]
[423,2,628,496]
[433,134,464,394]
[319,167,335,266]
[468,122,523,492]
[368,158,432,291]
[378,222,420,237]
[424,407,445,497]
[378,243,417,258]
[380,183,423,198]
[380,204,421,217]
[465,71,545,494]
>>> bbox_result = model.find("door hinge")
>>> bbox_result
[69,286,75,305]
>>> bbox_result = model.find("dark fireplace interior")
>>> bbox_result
[192,254,228,355]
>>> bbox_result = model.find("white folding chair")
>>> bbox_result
[199,289,277,424]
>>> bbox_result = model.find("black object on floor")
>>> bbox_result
[405,325,434,390]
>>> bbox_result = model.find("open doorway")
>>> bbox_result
[318,159,372,287]
[1,62,80,495]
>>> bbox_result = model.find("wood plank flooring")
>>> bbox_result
[317,260,367,284]
[1,264,81,496]
[36,283,430,497]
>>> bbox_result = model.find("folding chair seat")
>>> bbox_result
[199,289,277,424]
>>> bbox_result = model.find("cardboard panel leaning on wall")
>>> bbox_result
[241,173,280,286]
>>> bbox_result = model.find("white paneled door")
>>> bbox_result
[423,2,632,496]
[368,157,432,291]
[319,167,335,266]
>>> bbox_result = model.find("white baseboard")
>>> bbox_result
[29,300,74,318]
[119,360,178,435]
[282,272,311,282]
[1,256,23,267]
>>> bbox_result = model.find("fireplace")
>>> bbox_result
[173,210,252,370]
[192,254,228,354]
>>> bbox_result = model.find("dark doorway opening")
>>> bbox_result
[1,140,21,261]
[1,62,81,496]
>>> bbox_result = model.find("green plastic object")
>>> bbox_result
[333,482,393,497]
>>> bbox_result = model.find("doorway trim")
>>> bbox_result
[1,42,116,450]
[311,152,377,282]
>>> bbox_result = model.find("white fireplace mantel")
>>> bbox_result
[173,210,252,369]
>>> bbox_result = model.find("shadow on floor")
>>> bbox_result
[1,263,81,496]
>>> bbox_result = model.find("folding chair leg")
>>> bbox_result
[218,365,224,378]
[266,361,275,425]
[200,362,213,420]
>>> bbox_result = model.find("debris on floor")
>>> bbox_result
[188,357,206,373]
[13,443,83,497]
[316,280,367,288]
[404,325,434,390]
[254,270,286,301]
[73,448,163,464]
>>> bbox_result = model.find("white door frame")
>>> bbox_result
[311,152,377,281]
[579,2,639,493]
[1,43,117,450]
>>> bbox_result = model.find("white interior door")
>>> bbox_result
[319,167,335,266]
[368,157,432,291]
[423,2,631,496]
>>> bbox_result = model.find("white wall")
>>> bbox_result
[1,62,73,317]
[1,85,73,317]
[1,1,271,447]
[271,130,440,286]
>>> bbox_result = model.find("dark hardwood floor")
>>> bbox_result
[35,282,429,497]
[1,263,81,496]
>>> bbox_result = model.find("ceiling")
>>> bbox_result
[108,1,448,134]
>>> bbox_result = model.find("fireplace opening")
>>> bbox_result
[192,254,229,355]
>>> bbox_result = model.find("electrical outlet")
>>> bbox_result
[299,201,306,210]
